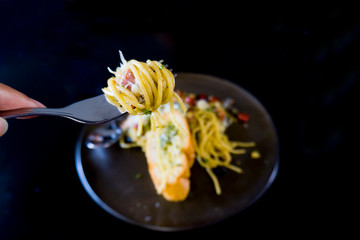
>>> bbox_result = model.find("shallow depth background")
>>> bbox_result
[1,0,358,238]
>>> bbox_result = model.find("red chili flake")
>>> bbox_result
[209,95,219,102]
[197,93,207,100]
[237,113,250,123]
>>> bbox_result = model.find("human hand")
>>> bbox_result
[0,83,45,137]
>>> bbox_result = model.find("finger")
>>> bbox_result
[0,117,8,137]
[0,83,45,110]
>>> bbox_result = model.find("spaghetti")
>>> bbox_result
[102,51,187,134]
[188,107,255,195]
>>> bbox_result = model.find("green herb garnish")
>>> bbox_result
[142,109,152,115]
[159,123,178,151]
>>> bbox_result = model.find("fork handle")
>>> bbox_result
[0,107,69,119]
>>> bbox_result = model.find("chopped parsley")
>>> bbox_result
[159,123,179,151]
[202,158,209,163]
[142,109,152,115]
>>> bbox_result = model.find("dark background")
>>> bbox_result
[0,0,358,238]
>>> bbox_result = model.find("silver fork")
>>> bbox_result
[0,94,127,124]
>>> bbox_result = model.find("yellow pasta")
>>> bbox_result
[189,107,255,195]
[102,51,187,133]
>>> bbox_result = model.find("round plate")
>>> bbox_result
[75,73,279,231]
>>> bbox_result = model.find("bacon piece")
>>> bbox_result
[120,69,135,91]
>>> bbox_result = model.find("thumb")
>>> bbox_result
[0,117,8,137]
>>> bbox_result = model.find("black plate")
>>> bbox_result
[75,73,279,231]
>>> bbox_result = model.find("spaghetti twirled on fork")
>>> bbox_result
[102,51,187,135]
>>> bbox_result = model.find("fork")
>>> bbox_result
[0,94,127,124]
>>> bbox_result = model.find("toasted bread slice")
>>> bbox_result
[164,110,195,167]
[145,110,195,201]
[162,177,190,202]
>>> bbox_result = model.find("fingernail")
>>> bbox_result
[30,98,46,108]
[0,117,8,137]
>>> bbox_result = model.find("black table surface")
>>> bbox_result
[0,1,357,238]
